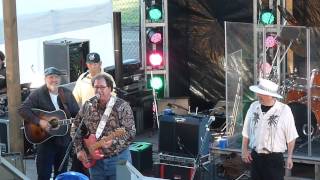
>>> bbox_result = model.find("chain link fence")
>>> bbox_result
[113,0,140,62]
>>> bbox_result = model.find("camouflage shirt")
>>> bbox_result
[71,97,136,157]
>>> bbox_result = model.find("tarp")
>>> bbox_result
[168,0,252,109]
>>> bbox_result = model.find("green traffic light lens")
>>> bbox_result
[148,6,162,21]
[150,77,163,90]
[261,11,275,25]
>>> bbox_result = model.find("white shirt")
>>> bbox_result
[49,93,60,110]
[242,100,298,153]
[72,70,116,106]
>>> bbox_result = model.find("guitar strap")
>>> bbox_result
[96,95,117,139]
[58,88,72,118]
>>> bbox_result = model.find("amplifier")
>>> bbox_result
[0,143,5,153]
[159,114,212,157]
[129,142,153,172]
[0,117,9,153]
[155,162,213,180]
[159,153,211,168]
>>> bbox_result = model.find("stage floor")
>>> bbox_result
[211,134,320,161]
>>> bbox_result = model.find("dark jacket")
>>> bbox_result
[0,66,6,90]
[18,85,79,146]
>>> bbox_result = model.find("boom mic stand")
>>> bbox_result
[58,103,91,172]
[190,116,215,180]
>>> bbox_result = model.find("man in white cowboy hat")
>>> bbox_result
[241,78,298,180]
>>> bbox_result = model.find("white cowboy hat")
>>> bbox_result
[249,78,283,99]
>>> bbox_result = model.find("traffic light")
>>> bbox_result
[260,9,275,25]
[142,0,169,98]
[145,0,163,22]
[148,51,163,67]
[265,34,277,48]
[147,74,165,98]
[146,27,164,70]
[147,28,162,44]
[258,1,276,25]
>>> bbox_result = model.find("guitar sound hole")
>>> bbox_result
[49,119,59,128]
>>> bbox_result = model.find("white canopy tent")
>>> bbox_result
[0,0,114,84]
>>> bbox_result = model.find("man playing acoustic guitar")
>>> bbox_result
[71,73,136,180]
[18,67,79,180]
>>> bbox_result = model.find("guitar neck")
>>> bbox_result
[57,119,74,125]
[91,134,115,150]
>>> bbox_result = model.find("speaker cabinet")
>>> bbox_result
[156,163,213,180]
[159,115,210,157]
[129,142,152,172]
[0,118,9,153]
[43,38,89,84]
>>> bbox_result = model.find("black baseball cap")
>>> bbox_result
[86,52,101,64]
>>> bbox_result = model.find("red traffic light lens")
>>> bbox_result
[149,52,163,66]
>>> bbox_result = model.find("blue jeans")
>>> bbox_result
[89,148,132,180]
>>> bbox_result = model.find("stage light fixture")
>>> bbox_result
[265,35,277,48]
[147,5,162,21]
[260,9,275,25]
[148,51,163,67]
[147,74,165,98]
[147,28,162,44]
[150,76,164,90]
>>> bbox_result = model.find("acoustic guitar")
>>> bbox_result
[23,108,73,144]
[81,128,126,168]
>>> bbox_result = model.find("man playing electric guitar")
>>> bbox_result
[71,73,136,180]
[18,67,79,180]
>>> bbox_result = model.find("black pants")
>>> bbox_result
[251,150,285,180]
[36,142,69,180]
[70,153,89,176]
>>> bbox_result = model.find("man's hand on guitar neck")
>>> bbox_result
[39,119,50,132]
[101,139,113,149]
[77,150,89,163]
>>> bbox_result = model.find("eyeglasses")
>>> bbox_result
[94,86,107,89]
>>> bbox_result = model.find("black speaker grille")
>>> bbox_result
[159,115,210,157]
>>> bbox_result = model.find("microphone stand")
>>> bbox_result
[150,71,159,136]
[58,103,91,172]
[190,116,215,180]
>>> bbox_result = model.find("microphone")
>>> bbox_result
[88,94,100,102]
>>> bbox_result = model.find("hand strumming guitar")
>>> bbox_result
[39,119,50,132]
[76,139,112,161]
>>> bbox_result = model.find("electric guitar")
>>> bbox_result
[81,128,126,168]
[23,108,74,144]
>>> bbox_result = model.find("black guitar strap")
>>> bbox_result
[58,88,72,118]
